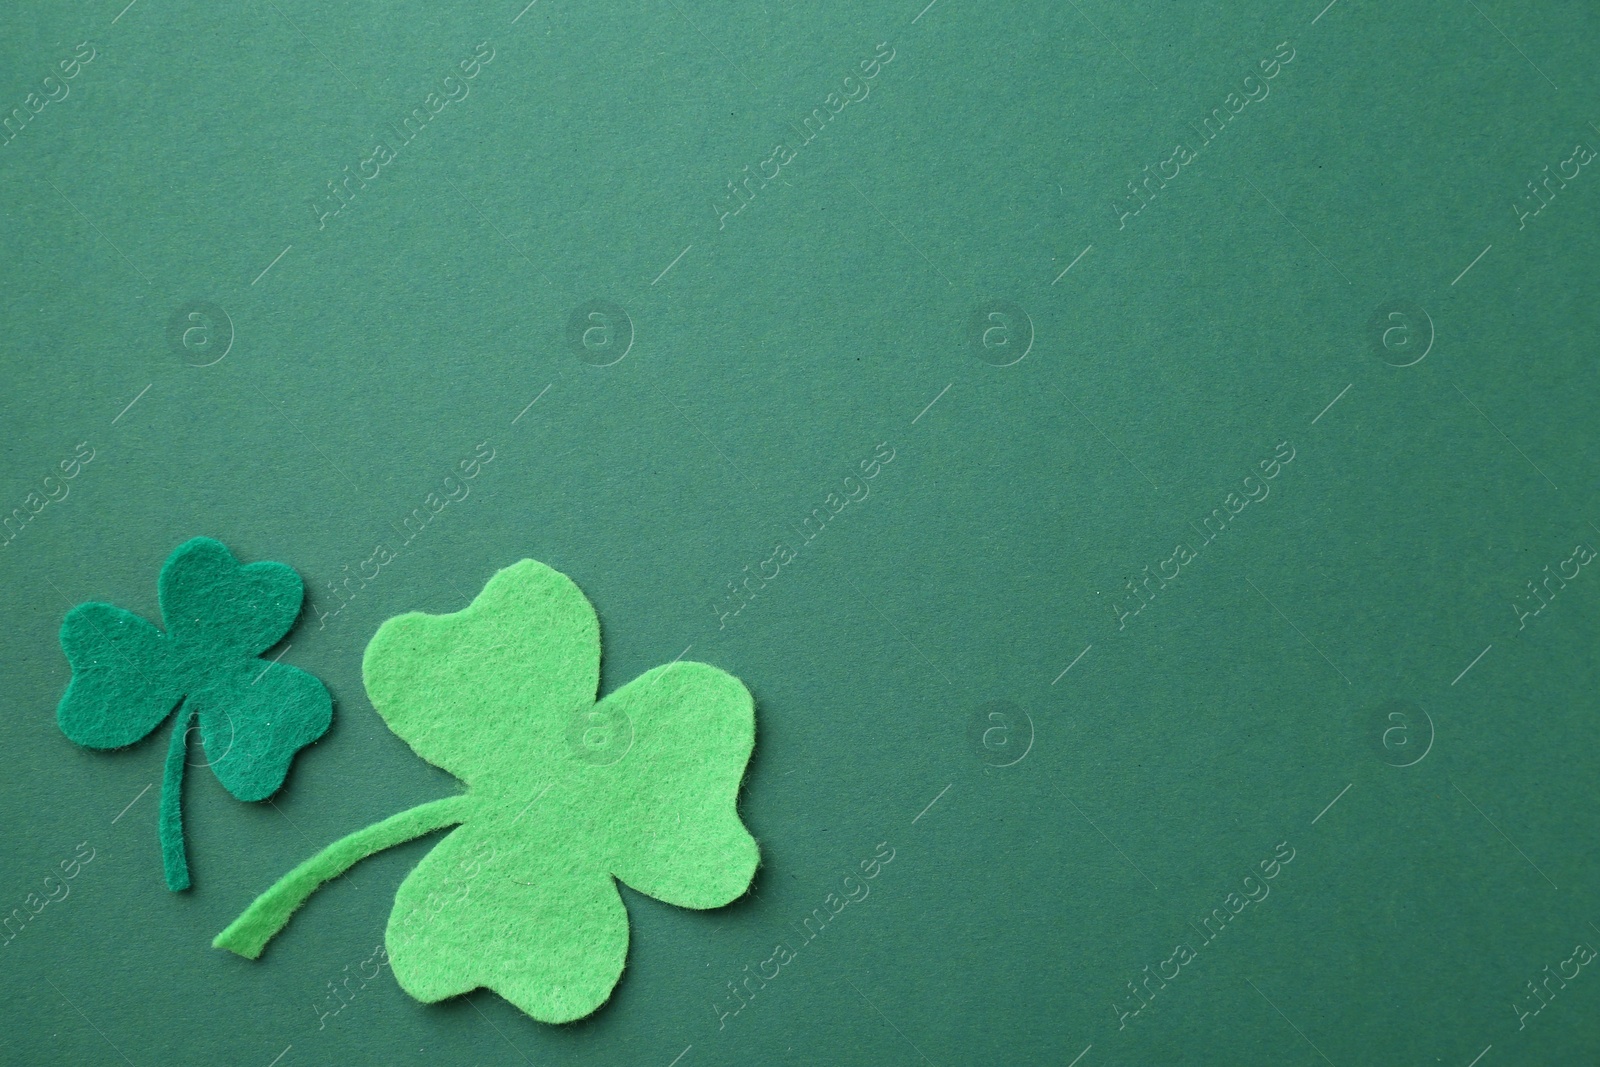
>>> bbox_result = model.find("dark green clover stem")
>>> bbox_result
[159,706,194,892]
[214,794,472,959]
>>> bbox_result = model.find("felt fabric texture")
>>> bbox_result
[215,559,759,1024]
[161,708,196,891]
[56,537,331,890]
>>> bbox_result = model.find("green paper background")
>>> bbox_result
[3,0,1599,1063]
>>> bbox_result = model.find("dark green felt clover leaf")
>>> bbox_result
[57,537,332,891]
[215,559,759,1024]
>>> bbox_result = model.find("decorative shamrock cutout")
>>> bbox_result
[57,537,333,891]
[215,559,759,1023]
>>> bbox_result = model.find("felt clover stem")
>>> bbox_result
[159,706,196,891]
[214,795,472,959]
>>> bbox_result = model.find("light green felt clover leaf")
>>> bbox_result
[215,559,759,1024]
[57,536,332,891]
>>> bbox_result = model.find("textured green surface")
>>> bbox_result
[4,0,1600,1062]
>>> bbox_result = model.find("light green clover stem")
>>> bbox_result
[214,794,472,959]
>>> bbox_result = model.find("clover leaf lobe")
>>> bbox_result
[362,559,600,785]
[387,819,629,1024]
[158,537,303,658]
[57,602,181,749]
